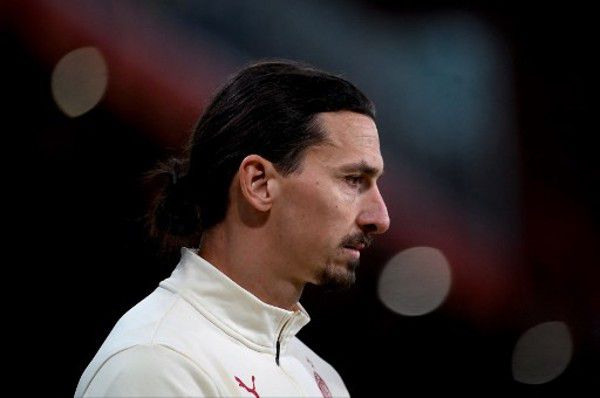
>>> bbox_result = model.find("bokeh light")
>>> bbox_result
[512,321,573,384]
[378,246,452,316]
[51,46,108,117]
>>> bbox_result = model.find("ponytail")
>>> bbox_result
[144,157,203,254]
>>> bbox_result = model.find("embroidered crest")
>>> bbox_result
[307,358,332,398]
[234,375,260,398]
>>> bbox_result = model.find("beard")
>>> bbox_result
[317,258,359,291]
[314,232,372,291]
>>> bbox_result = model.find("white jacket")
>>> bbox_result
[75,248,350,397]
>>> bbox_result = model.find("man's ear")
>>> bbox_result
[238,154,279,212]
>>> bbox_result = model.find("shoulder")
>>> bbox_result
[79,344,221,397]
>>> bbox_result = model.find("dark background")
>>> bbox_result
[3,0,597,396]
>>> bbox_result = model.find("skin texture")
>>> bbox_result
[199,111,390,310]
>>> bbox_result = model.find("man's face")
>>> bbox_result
[273,111,390,289]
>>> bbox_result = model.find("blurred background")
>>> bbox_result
[3,0,597,395]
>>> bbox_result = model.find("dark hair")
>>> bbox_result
[145,58,375,253]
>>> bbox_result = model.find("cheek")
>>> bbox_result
[294,180,345,221]
[277,177,356,244]
[293,181,354,247]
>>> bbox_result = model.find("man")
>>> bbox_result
[75,59,390,397]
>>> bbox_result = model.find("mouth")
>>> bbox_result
[344,242,366,251]
[343,243,365,258]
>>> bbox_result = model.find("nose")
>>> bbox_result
[357,184,390,235]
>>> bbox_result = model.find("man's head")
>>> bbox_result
[237,111,389,289]
[148,59,389,287]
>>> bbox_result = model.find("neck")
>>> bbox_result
[198,223,304,311]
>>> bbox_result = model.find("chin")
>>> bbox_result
[317,260,358,291]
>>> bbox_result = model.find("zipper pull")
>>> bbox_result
[276,340,281,366]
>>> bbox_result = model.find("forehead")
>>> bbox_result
[307,111,383,173]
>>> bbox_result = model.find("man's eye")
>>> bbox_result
[345,176,362,186]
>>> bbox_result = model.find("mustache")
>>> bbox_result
[340,232,373,249]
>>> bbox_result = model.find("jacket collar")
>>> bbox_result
[159,247,311,354]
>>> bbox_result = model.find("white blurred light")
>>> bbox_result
[377,246,452,316]
[512,321,573,384]
[51,47,108,117]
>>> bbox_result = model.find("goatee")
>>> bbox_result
[318,259,359,292]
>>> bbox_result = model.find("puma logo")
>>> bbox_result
[234,375,259,398]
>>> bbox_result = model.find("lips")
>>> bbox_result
[343,246,361,259]
[344,243,365,251]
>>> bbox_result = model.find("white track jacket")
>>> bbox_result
[75,248,350,397]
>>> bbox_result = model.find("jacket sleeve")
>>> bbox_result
[81,344,220,397]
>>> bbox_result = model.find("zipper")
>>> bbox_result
[273,314,308,395]
[275,316,293,366]
[276,340,281,366]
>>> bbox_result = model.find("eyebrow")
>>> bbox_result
[339,160,384,178]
